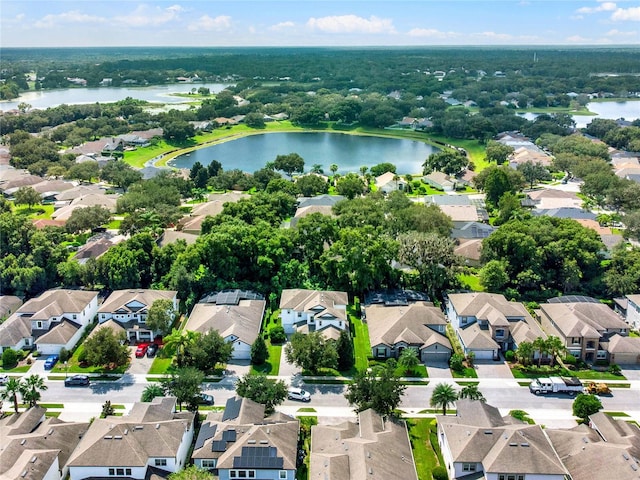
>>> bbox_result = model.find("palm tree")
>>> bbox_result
[430,383,458,416]
[20,374,48,408]
[163,329,199,367]
[458,384,486,402]
[1,377,22,413]
[359,166,368,177]
[310,164,324,174]
[141,383,166,402]
[330,163,339,176]
[398,348,420,375]
[546,336,567,367]
[515,341,534,366]
[533,337,548,367]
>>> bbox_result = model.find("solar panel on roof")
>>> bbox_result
[211,440,227,452]
[233,446,283,469]
[547,295,599,304]
[195,423,217,450]
[222,398,242,421]
[222,429,237,442]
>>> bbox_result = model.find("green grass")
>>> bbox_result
[455,381,480,386]
[297,407,316,413]
[303,378,350,385]
[296,416,317,480]
[148,357,174,375]
[45,412,61,418]
[604,411,629,417]
[517,380,532,386]
[0,365,31,373]
[407,418,444,480]
[38,403,64,408]
[250,342,282,375]
[451,368,478,378]
[511,365,626,381]
[417,408,456,415]
[106,219,121,230]
[425,134,488,171]
[458,272,484,292]
[51,344,129,374]
[630,331,640,338]
[349,308,371,373]
[14,204,55,220]
[368,360,429,378]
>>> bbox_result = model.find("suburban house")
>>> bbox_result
[546,412,640,480]
[290,204,335,229]
[423,171,457,191]
[614,294,640,330]
[600,334,640,365]
[183,290,266,360]
[0,295,23,320]
[67,397,194,480]
[437,400,568,480]
[454,239,483,267]
[97,289,178,343]
[192,396,299,480]
[524,189,582,211]
[439,205,481,223]
[365,301,452,364]
[446,293,545,360]
[537,298,629,362]
[296,194,344,209]
[310,408,418,480]
[451,221,496,240]
[279,289,349,339]
[375,171,407,194]
[0,406,89,480]
[0,289,98,355]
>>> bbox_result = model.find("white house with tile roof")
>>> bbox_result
[279,289,348,338]
[0,289,98,355]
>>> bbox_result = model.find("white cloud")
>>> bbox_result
[566,35,590,42]
[269,21,295,31]
[605,28,638,36]
[473,31,513,40]
[35,11,106,28]
[114,4,184,27]
[576,2,617,14]
[611,6,640,21]
[306,15,395,34]
[188,14,232,31]
[407,28,459,39]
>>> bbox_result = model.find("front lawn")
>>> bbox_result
[51,344,129,374]
[14,204,55,220]
[149,357,174,375]
[250,341,281,375]
[451,367,478,378]
[458,271,484,292]
[349,308,371,373]
[0,365,31,373]
[407,418,446,480]
[510,364,626,381]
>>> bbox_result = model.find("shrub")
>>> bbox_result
[449,353,465,373]
[594,359,609,367]
[1,349,18,369]
[59,347,70,363]
[31,350,41,358]
[78,349,88,365]
[563,355,577,365]
[432,466,448,480]
[16,349,27,361]
[269,325,286,344]
[607,364,622,376]
[505,350,515,362]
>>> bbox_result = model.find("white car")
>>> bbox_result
[0,374,9,385]
[288,387,311,402]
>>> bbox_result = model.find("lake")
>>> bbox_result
[0,83,231,111]
[517,101,639,128]
[169,132,440,175]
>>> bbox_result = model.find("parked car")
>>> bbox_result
[135,344,149,358]
[64,375,90,387]
[199,393,215,405]
[146,343,158,358]
[287,387,311,402]
[0,374,9,385]
[44,355,59,370]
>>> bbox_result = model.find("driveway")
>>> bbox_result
[473,359,513,379]
[620,365,640,381]
[426,361,452,379]
[127,347,154,375]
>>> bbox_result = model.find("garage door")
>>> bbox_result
[472,350,495,360]
[423,352,450,363]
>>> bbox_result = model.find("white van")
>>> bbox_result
[287,387,311,402]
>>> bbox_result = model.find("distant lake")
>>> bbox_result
[517,101,639,128]
[169,132,440,174]
[0,83,231,111]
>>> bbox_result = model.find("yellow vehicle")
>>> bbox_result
[585,382,611,395]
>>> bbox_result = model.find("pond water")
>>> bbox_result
[169,132,440,175]
[0,83,231,111]
[517,101,639,128]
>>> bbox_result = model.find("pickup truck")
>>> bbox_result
[529,376,584,396]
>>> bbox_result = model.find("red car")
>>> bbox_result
[135,343,149,358]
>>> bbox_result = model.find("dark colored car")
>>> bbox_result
[146,343,158,358]
[64,375,90,387]
[135,344,149,358]
[44,355,59,370]
[199,393,215,405]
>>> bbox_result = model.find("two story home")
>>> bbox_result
[310,408,418,480]
[67,397,194,480]
[0,407,89,480]
[538,298,629,362]
[614,294,640,330]
[437,400,568,480]
[192,396,298,480]
[0,289,98,355]
[446,293,544,361]
[184,290,266,360]
[97,289,178,343]
[366,301,452,364]
[279,289,348,340]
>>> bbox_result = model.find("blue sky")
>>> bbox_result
[1,0,639,47]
